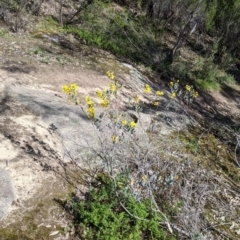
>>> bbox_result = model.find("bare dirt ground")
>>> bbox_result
[0,29,240,239]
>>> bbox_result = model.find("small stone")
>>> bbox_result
[49,231,59,236]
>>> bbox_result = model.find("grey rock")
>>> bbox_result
[0,167,15,220]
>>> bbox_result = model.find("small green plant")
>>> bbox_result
[33,47,42,55]
[0,28,7,37]
[217,73,235,85]
[40,58,49,64]
[63,0,163,68]
[194,56,219,90]
[71,174,175,240]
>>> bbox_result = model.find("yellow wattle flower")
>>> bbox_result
[109,82,117,92]
[133,96,140,104]
[62,84,70,94]
[155,90,164,96]
[87,107,95,118]
[193,91,198,98]
[170,92,176,99]
[144,84,151,94]
[185,85,191,92]
[129,121,136,128]
[87,100,93,107]
[96,90,105,99]
[85,96,91,101]
[85,96,93,107]
[122,120,127,126]
[70,83,78,91]
[100,98,110,107]
[111,135,118,143]
[107,71,115,80]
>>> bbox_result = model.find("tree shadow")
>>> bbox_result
[17,92,88,121]
[1,61,37,74]
[220,83,240,107]
[227,67,240,85]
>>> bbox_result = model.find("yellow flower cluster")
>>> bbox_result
[109,82,117,93]
[85,96,94,107]
[87,107,95,119]
[106,71,115,80]
[155,90,164,96]
[95,71,119,108]
[62,83,78,95]
[121,119,137,128]
[169,80,179,87]
[144,84,151,94]
[192,91,198,98]
[170,92,176,99]
[85,96,95,118]
[122,120,127,126]
[129,121,137,128]
[96,89,106,99]
[185,85,191,92]
[168,80,199,101]
[62,83,80,104]
[111,135,118,143]
[168,80,179,100]
[133,96,140,104]
[100,98,110,107]
[185,84,198,98]
[96,89,110,108]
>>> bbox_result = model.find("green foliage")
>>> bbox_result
[1,0,19,12]
[217,74,235,85]
[63,0,163,68]
[196,65,219,90]
[71,175,175,240]
[193,54,235,90]
[0,28,7,37]
[204,0,218,31]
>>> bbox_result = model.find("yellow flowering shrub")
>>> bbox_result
[133,96,140,104]
[144,84,151,94]
[168,80,198,104]
[62,83,79,104]
[61,71,208,239]
[129,121,136,128]
[170,92,176,99]
[87,107,95,118]
[109,82,117,93]
[122,120,127,126]
[111,135,118,143]
[85,96,94,107]
[100,98,110,108]
[106,71,115,80]
[155,90,164,96]
[96,89,106,99]
[185,85,191,92]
